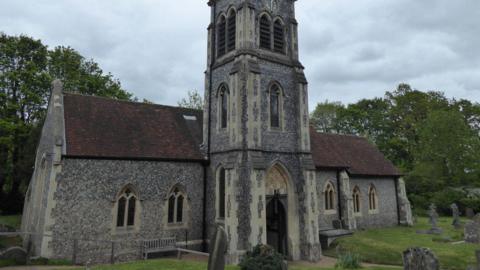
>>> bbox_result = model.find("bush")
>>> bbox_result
[335,253,362,269]
[239,244,286,270]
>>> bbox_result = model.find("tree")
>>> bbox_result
[310,100,343,133]
[178,90,204,110]
[0,33,133,213]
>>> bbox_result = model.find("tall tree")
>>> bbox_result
[0,34,133,213]
[310,100,343,133]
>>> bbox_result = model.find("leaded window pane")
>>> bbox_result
[168,195,176,223]
[270,87,280,127]
[117,197,126,227]
[177,195,184,223]
[219,168,226,219]
[127,197,136,226]
[221,89,228,128]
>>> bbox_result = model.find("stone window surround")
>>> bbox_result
[267,81,285,132]
[217,83,230,131]
[368,184,379,214]
[165,184,190,230]
[215,166,227,222]
[323,181,337,215]
[216,7,237,59]
[112,185,141,234]
[257,12,287,55]
[352,186,362,217]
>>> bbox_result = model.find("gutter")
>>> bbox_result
[202,0,217,252]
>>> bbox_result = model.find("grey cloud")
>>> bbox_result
[0,0,479,110]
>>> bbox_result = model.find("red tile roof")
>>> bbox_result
[310,128,401,176]
[63,93,204,161]
[62,93,400,176]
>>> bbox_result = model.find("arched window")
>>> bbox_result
[259,15,271,50]
[353,186,361,214]
[227,10,236,52]
[324,182,335,211]
[273,19,285,53]
[116,187,137,228]
[217,167,226,219]
[219,85,229,129]
[270,84,281,128]
[167,187,187,224]
[217,15,227,57]
[369,185,378,211]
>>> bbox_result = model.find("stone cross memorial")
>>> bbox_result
[207,225,228,270]
[403,247,439,270]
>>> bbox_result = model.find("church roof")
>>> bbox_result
[310,128,402,176]
[62,93,400,176]
[63,93,205,161]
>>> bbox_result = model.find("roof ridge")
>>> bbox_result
[312,129,366,140]
[63,92,203,113]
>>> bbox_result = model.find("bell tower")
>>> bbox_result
[203,0,321,263]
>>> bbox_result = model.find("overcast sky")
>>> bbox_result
[1,0,479,109]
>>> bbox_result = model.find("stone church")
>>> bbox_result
[21,0,412,264]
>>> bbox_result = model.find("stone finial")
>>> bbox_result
[402,247,439,270]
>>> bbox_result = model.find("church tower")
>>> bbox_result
[203,0,321,262]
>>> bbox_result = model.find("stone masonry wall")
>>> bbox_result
[49,158,205,264]
[350,176,398,229]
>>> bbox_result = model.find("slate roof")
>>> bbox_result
[310,127,402,176]
[62,93,400,176]
[63,93,204,161]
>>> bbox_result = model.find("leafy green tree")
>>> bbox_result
[0,33,133,213]
[310,100,343,133]
[178,90,204,110]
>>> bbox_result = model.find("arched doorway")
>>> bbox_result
[265,163,299,258]
[266,193,287,255]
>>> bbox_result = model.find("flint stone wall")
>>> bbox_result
[49,158,205,264]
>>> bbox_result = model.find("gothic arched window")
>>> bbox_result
[217,167,226,219]
[369,185,378,212]
[219,85,229,129]
[167,187,187,224]
[116,187,138,228]
[353,186,361,214]
[260,15,272,50]
[324,182,336,211]
[270,84,281,128]
[227,10,236,52]
[217,15,227,57]
[273,19,285,53]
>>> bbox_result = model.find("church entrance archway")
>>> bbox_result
[266,193,288,255]
[265,162,300,259]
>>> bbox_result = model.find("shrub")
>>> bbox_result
[239,244,286,270]
[335,252,362,269]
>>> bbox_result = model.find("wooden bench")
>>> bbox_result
[142,238,177,259]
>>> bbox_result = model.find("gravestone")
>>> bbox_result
[0,246,27,265]
[402,247,439,270]
[467,208,476,219]
[451,203,461,229]
[418,204,443,235]
[207,225,228,270]
[465,215,480,243]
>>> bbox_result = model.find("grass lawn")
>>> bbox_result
[325,217,475,270]
[0,215,22,229]
[76,259,399,270]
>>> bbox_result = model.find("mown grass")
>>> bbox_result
[0,215,22,229]
[325,217,475,270]
[76,259,399,270]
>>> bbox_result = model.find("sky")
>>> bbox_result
[1,0,479,109]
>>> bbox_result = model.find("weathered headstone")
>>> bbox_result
[0,246,27,265]
[451,203,461,229]
[418,204,443,235]
[403,247,439,270]
[467,208,476,219]
[207,225,228,270]
[465,216,480,243]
